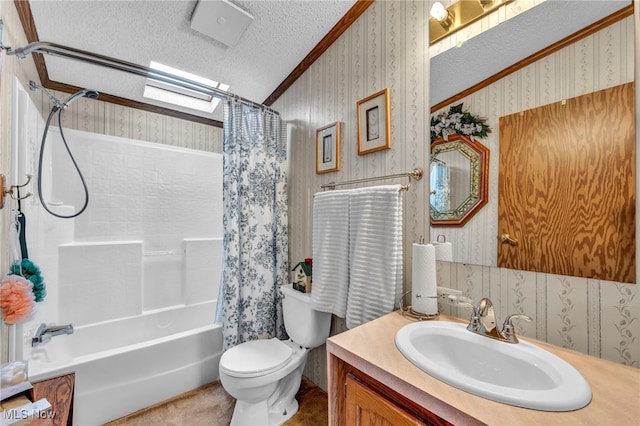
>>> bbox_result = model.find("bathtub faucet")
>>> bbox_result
[32,323,74,347]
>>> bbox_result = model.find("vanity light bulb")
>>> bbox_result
[430,2,448,22]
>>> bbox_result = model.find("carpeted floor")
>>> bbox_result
[104,376,328,426]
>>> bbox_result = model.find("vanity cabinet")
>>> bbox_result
[326,311,640,425]
[32,373,75,426]
[330,353,452,426]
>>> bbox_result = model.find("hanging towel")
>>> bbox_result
[311,190,350,317]
[346,185,403,329]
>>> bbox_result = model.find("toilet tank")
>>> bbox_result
[281,284,331,348]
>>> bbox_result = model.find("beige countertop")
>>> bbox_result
[327,311,640,425]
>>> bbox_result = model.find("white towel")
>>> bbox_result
[432,241,453,261]
[346,185,403,329]
[311,190,351,317]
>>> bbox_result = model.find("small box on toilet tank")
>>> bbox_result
[292,258,312,293]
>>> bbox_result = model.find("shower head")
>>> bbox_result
[62,89,100,109]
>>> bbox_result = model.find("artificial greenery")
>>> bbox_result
[430,103,491,143]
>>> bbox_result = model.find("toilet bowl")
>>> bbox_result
[219,284,331,426]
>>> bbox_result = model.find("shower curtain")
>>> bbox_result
[216,99,288,350]
[430,162,450,211]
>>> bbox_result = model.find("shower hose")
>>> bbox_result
[37,103,89,219]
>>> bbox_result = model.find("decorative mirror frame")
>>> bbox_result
[430,133,489,227]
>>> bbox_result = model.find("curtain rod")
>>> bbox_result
[320,168,423,191]
[3,41,279,115]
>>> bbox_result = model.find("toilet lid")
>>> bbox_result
[220,338,293,378]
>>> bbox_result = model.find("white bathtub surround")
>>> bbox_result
[11,81,225,424]
[58,241,143,326]
[217,100,288,350]
[185,238,224,305]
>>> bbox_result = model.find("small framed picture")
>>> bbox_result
[357,88,391,155]
[316,121,341,174]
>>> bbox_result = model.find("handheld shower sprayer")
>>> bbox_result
[29,80,100,219]
[29,80,100,110]
[62,89,100,109]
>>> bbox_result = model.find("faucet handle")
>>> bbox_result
[457,301,483,332]
[501,314,532,343]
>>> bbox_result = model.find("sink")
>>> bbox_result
[395,321,592,411]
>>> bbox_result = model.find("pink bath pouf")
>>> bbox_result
[0,275,36,325]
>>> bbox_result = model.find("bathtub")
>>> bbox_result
[10,80,225,425]
[27,303,223,425]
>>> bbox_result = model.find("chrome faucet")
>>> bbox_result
[461,298,532,344]
[32,323,74,347]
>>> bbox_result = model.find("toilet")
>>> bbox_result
[219,284,332,426]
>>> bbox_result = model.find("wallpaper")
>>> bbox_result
[273,1,639,390]
[1,0,637,383]
[429,14,638,368]
[430,15,636,268]
[44,95,223,154]
[273,0,431,389]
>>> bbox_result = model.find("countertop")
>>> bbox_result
[326,311,640,425]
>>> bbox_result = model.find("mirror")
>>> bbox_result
[427,2,635,277]
[430,133,489,227]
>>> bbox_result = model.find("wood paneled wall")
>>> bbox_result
[498,83,635,283]
[429,16,636,267]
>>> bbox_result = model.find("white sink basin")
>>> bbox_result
[395,321,592,411]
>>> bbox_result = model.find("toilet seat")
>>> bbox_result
[220,338,293,378]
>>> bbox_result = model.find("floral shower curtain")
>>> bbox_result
[216,99,288,350]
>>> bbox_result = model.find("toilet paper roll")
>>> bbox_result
[432,241,453,262]
[411,243,438,315]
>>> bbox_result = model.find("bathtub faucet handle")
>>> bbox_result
[32,323,74,347]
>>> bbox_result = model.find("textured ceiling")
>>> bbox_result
[24,0,632,122]
[430,0,631,107]
[28,0,358,121]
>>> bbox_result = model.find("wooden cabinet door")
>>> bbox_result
[345,374,427,426]
[32,373,75,426]
[498,83,635,283]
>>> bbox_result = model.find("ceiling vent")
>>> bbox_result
[191,0,254,47]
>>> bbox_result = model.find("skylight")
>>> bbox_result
[143,61,230,113]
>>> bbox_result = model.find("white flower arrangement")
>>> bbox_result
[430,103,491,143]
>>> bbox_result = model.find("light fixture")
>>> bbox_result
[143,61,230,113]
[430,2,454,29]
[429,0,514,45]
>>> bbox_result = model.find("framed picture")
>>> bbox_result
[357,88,391,155]
[316,121,341,174]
